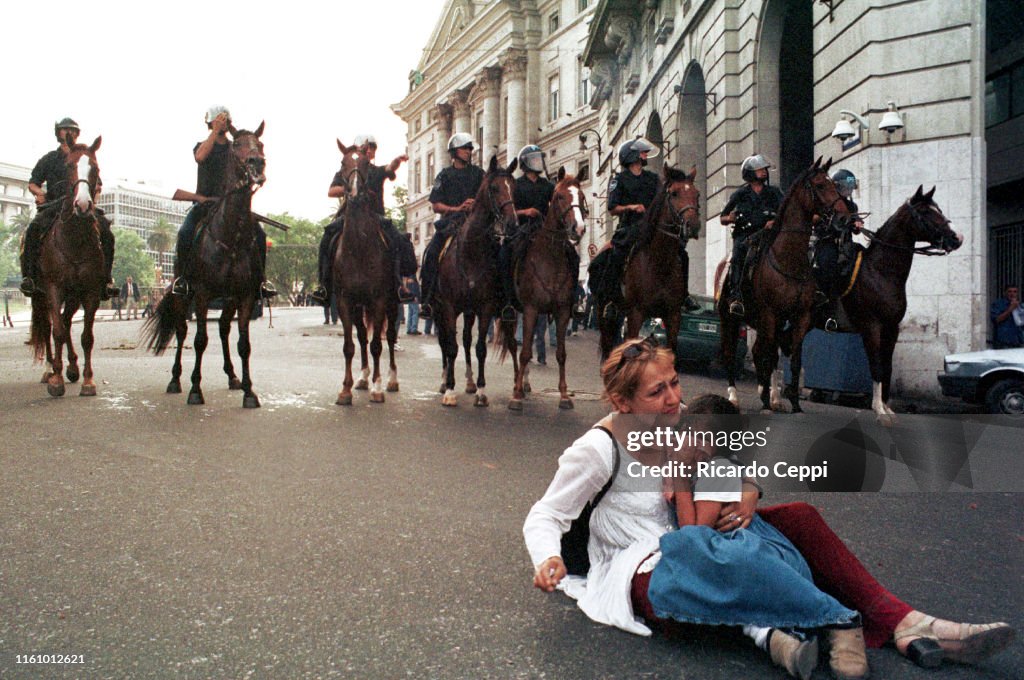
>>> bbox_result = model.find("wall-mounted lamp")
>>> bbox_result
[878,101,904,137]
[579,128,604,157]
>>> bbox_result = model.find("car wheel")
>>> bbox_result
[985,378,1024,415]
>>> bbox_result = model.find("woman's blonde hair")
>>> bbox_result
[601,338,675,405]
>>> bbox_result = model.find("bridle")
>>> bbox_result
[654,184,699,242]
[860,200,956,256]
[542,185,587,245]
[225,134,266,196]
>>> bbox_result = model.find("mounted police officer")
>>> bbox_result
[811,169,864,332]
[418,132,485,320]
[171,105,275,299]
[720,154,784,317]
[310,134,411,306]
[498,144,555,321]
[597,138,662,321]
[20,117,118,300]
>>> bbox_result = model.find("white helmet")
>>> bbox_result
[618,137,660,166]
[205,105,231,125]
[353,134,377,149]
[447,132,475,155]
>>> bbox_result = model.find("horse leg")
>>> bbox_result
[625,307,645,341]
[42,327,55,383]
[236,299,260,409]
[167,314,187,394]
[386,301,399,392]
[45,290,67,397]
[663,310,681,368]
[473,314,491,407]
[880,324,899,418]
[354,310,370,390]
[188,305,209,405]
[752,314,776,413]
[510,309,536,410]
[555,308,572,410]
[440,310,459,407]
[784,315,812,414]
[860,322,892,425]
[369,305,386,404]
[219,306,241,390]
[79,300,99,396]
[719,303,740,406]
[336,301,356,405]
[463,313,477,394]
[63,303,80,384]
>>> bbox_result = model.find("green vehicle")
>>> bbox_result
[639,294,748,373]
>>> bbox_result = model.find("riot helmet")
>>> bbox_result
[447,132,475,156]
[618,138,660,167]
[741,154,772,183]
[832,169,858,198]
[353,134,378,149]
[54,117,80,140]
[517,145,546,174]
[205,105,232,127]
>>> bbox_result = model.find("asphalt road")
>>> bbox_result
[0,307,1020,679]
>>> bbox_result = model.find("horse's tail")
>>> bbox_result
[494,317,518,363]
[142,292,186,355]
[29,294,50,362]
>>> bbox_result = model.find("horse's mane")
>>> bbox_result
[771,163,819,234]
[555,174,579,192]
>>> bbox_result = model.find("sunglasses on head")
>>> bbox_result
[616,336,658,369]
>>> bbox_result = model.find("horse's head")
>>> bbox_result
[227,121,266,192]
[65,136,102,217]
[550,167,588,244]
[792,157,851,229]
[905,185,963,253]
[477,154,518,239]
[655,165,700,240]
[335,139,370,203]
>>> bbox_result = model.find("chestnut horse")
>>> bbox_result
[500,169,587,411]
[843,186,962,422]
[144,123,267,408]
[717,158,850,413]
[332,140,400,405]
[29,137,107,398]
[434,155,518,407]
[597,165,700,359]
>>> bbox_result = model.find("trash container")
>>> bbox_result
[784,329,872,398]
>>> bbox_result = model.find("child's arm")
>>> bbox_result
[694,500,724,527]
[674,490,697,527]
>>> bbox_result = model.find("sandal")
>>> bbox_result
[894,614,1014,667]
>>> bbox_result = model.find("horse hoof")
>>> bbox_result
[442,394,458,407]
[80,384,97,397]
[559,398,574,410]
[370,392,385,404]
[41,371,53,383]
[465,383,478,395]
[166,381,182,394]
[474,394,489,408]
[508,398,523,411]
[386,381,399,392]
[336,393,353,406]
[66,367,80,383]
[187,392,205,405]
[355,379,369,391]
[47,382,65,398]
[243,394,261,409]
[228,378,243,390]
[760,407,773,415]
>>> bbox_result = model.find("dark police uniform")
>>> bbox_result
[499,174,555,311]
[21,147,116,294]
[599,168,660,302]
[721,183,784,300]
[419,163,485,310]
[811,196,859,298]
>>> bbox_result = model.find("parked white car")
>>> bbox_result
[938,348,1024,414]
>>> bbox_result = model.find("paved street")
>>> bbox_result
[0,307,1020,679]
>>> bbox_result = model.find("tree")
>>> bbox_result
[263,213,323,304]
[0,219,21,286]
[147,217,176,283]
[111,228,156,289]
[387,185,408,233]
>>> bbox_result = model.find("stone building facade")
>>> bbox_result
[0,162,34,225]
[96,183,188,285]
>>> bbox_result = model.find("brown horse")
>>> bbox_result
[597,165,700,359]
[332,140,400,405]
[501,169,587,411]
[842,186,962,423]
[144,123,267,408]
[435,155,518,407]
[716,157,850,413]
[29,137,106,398]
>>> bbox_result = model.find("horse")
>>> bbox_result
[143,123,267,409]
[331,140,400,405]
[500,168,587,411]
[841,185,962,423]
[716,157,850,413]
[434,155,518,407]
[29,137,106,398]
[596,165,700,360]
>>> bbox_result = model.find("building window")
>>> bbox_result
[986,59,1024,128]
[549,74,560,122]
[414,117,422,134]
[577,0,588,11]
[414,160,422,194]
[426,152,435,188]
[549,11,559,34]
[578,64,590,108]
[577,161,590,183]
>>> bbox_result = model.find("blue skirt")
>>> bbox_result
[647,516,858,629]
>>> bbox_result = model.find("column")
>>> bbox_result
[450,89,471,137]
[502,48,528,167]
[434,103,453,172]
[477,67,503,166]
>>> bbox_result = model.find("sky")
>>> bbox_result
[4,0,447,222]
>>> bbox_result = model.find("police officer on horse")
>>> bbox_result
[810,168,864,332]
[310,134,412,306]
[418,133,485,320]
[20,117,118,301]
[171,105,275,299]
[720,154,784,317]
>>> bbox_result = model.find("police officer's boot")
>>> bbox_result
[260,280,278,299]
[310,283,329,306]
[171,237,191,296]
[824,298,840,333]
[99,222,119,301]
[601,248,627,322]
[728,296,746,318]
[19,229,41,297]
[728,257,745,317]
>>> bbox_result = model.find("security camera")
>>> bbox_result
[878,111,904,134]
[831,119,856,142]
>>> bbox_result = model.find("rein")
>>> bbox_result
[859,203,952,256]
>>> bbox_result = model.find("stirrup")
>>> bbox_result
[398,287,415,304]
[601,301,619,322]
[102,281,119,301]
[824,318,839,333]
[19,277,36,297]
[310,286,329,305]
[500,304,517,322]
[260,281,278,299]
[419,303,433,320]
[729,299,745,317]
[171,277,191,297]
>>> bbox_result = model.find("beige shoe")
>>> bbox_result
[769,630,818,680]
[828,627,870,679]
[894,614,1015,667]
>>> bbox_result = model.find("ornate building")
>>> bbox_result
[0,162,34,225]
